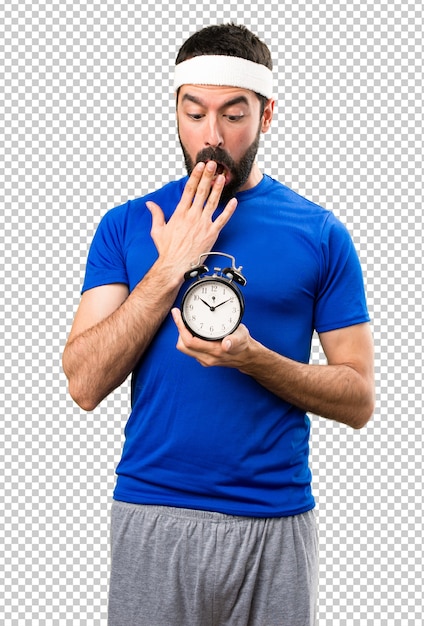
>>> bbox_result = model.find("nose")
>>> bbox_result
[204,115,223,148]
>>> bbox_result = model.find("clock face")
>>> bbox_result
[181,277,244,340]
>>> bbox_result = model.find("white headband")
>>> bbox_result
[174,55,273,99]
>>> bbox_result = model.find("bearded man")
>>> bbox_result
[63,23,374,626]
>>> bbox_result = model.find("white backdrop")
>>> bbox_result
[1,0,423,624]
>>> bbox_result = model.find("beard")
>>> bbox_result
[179,126,261,206]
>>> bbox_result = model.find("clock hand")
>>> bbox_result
[214,298,232,309]
[199,298,214,311]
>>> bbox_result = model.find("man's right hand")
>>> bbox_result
[146,161,238,282]
[63,161,237,410]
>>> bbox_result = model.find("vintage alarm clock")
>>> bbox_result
[181,252,247,341]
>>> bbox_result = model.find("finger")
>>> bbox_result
[171,307,183,329]
[171,308,206,353]
[200,172,227,216]
[220,324,249,355]
[171,308,196,355]
[222,337,233,352]
[177,162,206,210]
[190,161,229,212]
[212,197,238,229]
[193,160,218,196]
[145,201,165,230]
[171,307,193,343]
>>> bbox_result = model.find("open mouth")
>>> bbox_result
[212,163,231,184]
[204,160,226,177]
[201,158,232,185]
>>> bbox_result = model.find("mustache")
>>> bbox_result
[195,147,236,171]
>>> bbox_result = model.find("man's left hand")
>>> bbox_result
[171,307,251,368]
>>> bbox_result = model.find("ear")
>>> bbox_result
[261,98,275,133]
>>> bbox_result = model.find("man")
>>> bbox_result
[63,23,374,626]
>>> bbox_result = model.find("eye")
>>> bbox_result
[187,113,204,120]
[225,114,244,122]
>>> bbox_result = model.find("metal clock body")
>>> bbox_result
[181,253,247,341]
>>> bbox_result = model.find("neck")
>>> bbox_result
[240,162,263,192]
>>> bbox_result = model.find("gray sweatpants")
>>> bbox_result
[108,501,318,626]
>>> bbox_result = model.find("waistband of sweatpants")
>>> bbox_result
[112,500,315,524]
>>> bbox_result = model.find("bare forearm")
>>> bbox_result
[63,164,239,410]
[172,296,374,429]
[239,339,374,428]
[63,263,181,410]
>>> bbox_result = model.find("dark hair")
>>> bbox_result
[176,24,272,70]
[175,24,272,113]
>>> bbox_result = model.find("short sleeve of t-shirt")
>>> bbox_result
[314,212,370,333]
[81,203,129,293]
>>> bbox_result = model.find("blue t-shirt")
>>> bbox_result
[82,175,370,517]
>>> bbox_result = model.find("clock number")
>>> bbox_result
[181,271,245,341]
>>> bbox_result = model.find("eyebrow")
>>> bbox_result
[181,93,250,110]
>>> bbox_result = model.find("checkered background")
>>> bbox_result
[1,0,422,624]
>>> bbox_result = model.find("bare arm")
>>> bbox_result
[171,310,375,429]
[62,271,179,411]
[62,162,237,410]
